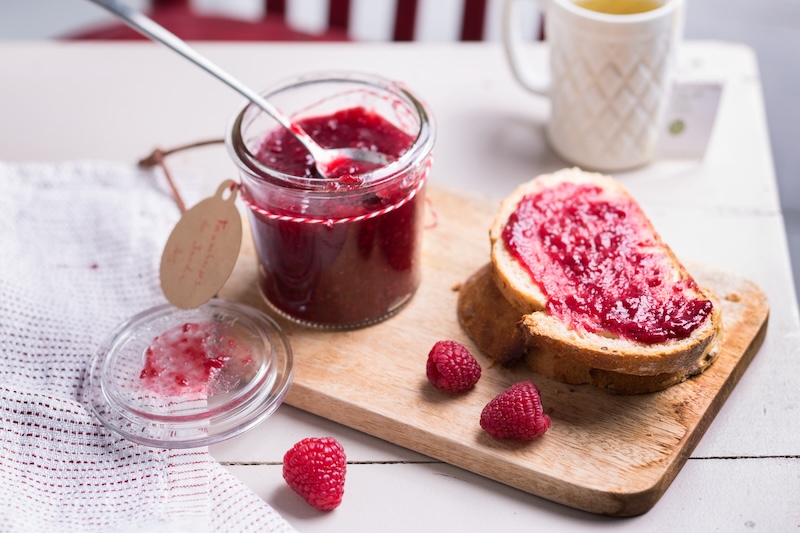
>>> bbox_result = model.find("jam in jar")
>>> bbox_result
[227,72,435,329]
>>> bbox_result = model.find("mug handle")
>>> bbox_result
[503,0,550,95]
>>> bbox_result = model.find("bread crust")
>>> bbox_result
[456,263,722,394]
[490,168,721,376]
[519,292,721,376]
[456,264,527,366]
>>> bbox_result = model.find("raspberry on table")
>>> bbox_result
[480,382,551,440]
[282,437,347,511]
[426,340,482,393]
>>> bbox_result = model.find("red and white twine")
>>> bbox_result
[239,165,430,228]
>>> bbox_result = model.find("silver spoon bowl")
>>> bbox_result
[89,0,392,178]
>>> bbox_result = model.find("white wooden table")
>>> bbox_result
[1,41,797,531]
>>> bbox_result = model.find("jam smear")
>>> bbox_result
[140,322,252,397]
[502,182,712,344]
[249,106,423,326]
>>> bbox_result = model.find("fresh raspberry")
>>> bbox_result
[426,340,482,393]
[480,382,551,440]
[282,437,347,511]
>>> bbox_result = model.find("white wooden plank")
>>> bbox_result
[416,0,465,41]
[349,0,398,41]
[192,0,265,20]
[224,458,800,531]
[287,0,330,35]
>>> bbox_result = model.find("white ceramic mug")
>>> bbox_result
[503,0,685,171]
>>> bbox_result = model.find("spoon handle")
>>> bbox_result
[87,0,320,156]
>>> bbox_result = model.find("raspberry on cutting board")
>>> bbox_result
[426,340,482,393]
[480,382,551,440]
[282,437,347,511]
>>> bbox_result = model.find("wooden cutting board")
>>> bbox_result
[219,186,769,517]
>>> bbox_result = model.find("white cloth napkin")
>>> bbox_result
[0,161,295,533]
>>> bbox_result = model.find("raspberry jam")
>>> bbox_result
[228,73,435,329]
[246,107,422,326]
[502,182,712,344]
[139,321,254,397]
[256,107,412,179]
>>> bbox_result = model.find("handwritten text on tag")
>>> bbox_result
[160,180,243,309]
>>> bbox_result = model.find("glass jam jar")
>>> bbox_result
[226,72,435,329]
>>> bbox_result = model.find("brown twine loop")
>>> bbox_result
[138,138,224,213]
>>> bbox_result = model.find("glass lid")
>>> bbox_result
[83,299,293,448]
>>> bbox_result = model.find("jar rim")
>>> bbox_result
[225,71,435,191]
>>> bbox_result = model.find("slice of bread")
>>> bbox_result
[457,263,527,367]
[457,264,722,394]
[490,168,721,376]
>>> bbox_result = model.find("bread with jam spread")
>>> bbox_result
[457,263,722,394]
[489,168,722,377]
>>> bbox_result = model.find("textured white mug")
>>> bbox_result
[503,0,685,171]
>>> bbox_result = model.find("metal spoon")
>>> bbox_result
[88,0,391,178]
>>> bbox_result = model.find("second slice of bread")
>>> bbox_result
[490,168,721,376]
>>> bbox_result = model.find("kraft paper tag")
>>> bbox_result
[657,81,724,159]
[160,180,242,309]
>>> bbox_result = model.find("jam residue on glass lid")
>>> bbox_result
[502,182,713,344]
[139,322,255,397]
